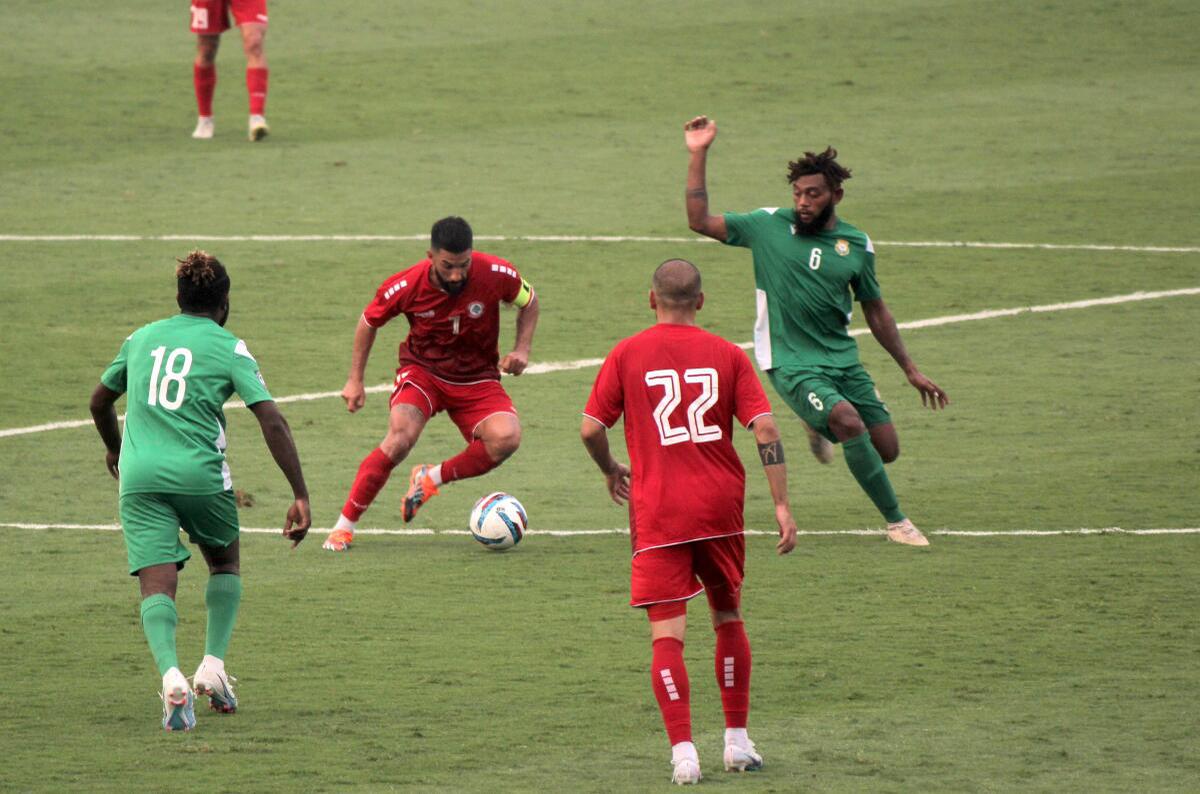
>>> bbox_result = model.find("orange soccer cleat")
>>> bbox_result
[402,465,440,523]
[322,527,354,552]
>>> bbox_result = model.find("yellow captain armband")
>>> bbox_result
[512,278,535,308]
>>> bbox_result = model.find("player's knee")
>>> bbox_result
[380,432,415,462]
[879,446,899,464]
[827,408,866,439]
[487,427,521,460]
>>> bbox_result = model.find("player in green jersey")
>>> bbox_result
[89,251,311,731]
[682,116,949,547]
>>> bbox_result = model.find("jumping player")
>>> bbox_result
[581,259,798,785]
[683,115,949,546]
[189,0,271,140]
[323,216,540,551]
[89,251,310,731]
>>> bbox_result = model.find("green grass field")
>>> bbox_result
[1,0,1198,791]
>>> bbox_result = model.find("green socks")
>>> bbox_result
[140,594,180,676]
[204,573,243,660]
[842,433,905,523]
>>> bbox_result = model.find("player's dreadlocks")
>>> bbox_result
[786,147,852,190]
[175,250,230,312]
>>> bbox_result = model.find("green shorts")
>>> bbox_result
[119,490,240,575]
[767,364,891,443]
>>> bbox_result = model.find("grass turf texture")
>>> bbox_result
[2,0,1199,790]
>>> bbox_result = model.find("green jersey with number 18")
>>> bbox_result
[723,208,882,371]
[100,314,273,496]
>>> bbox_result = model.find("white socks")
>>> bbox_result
[671,741,698,765]
[725,728,749,747]
[334,514,357,532]
[428,464,444,486]
[200,654,225,674]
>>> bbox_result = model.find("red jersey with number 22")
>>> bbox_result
[583,324,773,555]
[362,252,524,383]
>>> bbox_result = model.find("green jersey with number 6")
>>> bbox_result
[723,208,882,371]
[100,314,273,496]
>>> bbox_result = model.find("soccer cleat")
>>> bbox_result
[887,518,930,547]
[671,757,702,785]
[724,740,763,772]
[192,660,238,713]
[322,528,354,551]
[402,464,440,523]
[801,419,836,464]
[160,669,196,732]
[248,115,269,141]
[191,117,214,139]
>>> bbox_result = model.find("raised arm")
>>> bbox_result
[750,415,797,554]
[248,400,311,547]
[501,293,539,376]
[89,383,124,480]
[684,116,728,242]
[860,298,949,410]
[341,316,379,413]
[579,416,631,505]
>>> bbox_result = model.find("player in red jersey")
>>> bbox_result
[189,0,271,141]
[323,216,540,551]
[581,258,798,785]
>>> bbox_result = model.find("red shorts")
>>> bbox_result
[630,534,745,612]
[390,365,517,442]
[190,0,268,34]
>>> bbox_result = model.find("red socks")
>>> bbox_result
[440,439,499,484]
[651,637,692,745]
[341,448,398,521]
[246,67,268,114]
[194,64,216,116]
[715,620,752,728]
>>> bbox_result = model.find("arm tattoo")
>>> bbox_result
[686,188,708,199]
[757,439,785,466]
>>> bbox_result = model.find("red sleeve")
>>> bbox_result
[362,272,411,328]
[484,256,523,304]
[583,343,625,428]
[732,347,773,429]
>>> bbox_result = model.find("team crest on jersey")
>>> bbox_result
[468,302,485,318]
[835,239,850,256]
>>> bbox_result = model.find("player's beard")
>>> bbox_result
[436,271,468,296]
[794,202,835,236]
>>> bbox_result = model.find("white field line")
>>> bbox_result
[0,233,1198,253]
[1,522,1197,537]
[2,286,1198,440]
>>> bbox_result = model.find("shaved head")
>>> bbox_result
[652,258,702,308]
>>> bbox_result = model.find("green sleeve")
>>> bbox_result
[100,337,130,394]
[851,249,882,302]
[722,210,763,248]
[230,339,273,406]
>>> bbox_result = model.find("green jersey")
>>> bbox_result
[100,314,273,496]
[723,209,882,370]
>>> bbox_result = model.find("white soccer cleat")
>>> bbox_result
[671,757,702,785]
[160,668,196,732]
[801,419,835,464]
[724,740,763,772]
[248,115,269,141]
[887,517,930,547]
[191,116,214,139]
[192,658,238,713]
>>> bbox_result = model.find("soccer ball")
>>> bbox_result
[469,492,528,551]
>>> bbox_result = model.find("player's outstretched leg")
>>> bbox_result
[714,619,762,772]
[842,433,928,545]
[325,448,401,550]
[404,414,520,522]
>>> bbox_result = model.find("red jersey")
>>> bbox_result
[362,252,525,383]
[583,323,773,554]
